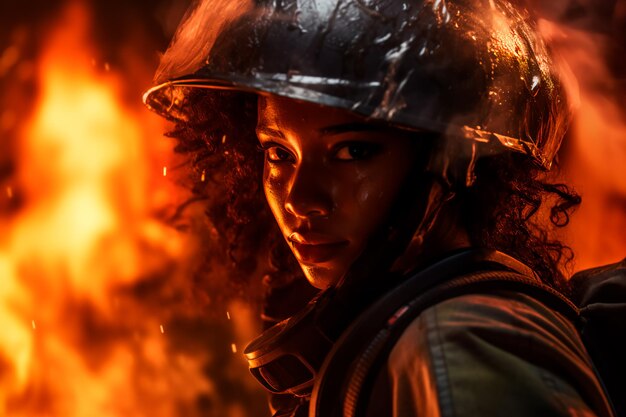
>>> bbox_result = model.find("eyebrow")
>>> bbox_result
[255,126,285,138]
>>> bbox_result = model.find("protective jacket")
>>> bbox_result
[267,250,616,417]
[364,289,613,417]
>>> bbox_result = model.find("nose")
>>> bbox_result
[284,163,333,219]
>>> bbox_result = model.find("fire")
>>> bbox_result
[1,1,623,416]
[0,2,264,416]
[538,17,626,272]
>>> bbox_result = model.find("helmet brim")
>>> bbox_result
[143,74,551,170]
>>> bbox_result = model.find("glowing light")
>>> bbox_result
[1,110,16,131]
[0,3,214,416]
[536,18,626,272]
[0,45,20,76]
[0,1,366,414]
[226,311,231,320]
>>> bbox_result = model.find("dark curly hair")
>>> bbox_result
[168,89,580,302]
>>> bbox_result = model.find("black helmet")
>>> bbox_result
[144,0,571,171]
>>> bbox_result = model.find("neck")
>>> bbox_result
[391,195,471,275]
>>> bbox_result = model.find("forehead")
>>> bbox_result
[256,95,365,130]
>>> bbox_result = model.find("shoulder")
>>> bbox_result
[396,291,585,360]
[387,291,612,417]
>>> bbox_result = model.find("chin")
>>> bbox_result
[301,264,343,290]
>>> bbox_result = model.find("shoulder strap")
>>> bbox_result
[570,259,626,417]
[311,267,578,417]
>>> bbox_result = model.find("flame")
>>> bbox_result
[538,17,626,272]
[2,1,623,416]
[0,2,264,416]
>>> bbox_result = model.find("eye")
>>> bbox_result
[333,142,382,161]
[265,145,295,163]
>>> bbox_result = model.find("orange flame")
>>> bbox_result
[3,2,623,416]
[0,3,264,416]
[539,18,626,272]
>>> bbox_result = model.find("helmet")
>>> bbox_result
[144,0,571,171]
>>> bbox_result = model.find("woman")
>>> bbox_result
[144,0,614,416]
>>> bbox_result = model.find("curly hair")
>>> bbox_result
[168,89,580,299]
[167,90,294,289]
[458,152,580,291]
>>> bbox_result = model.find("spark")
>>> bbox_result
[201,170,206,182]
[162,166,167,177]
[104,62,110,72]
[226,311,231,320]
[160,324,164,334]
[6,186,12,198]
[231,343,237,353]
[221,134,227,144]
[31,320,36,330]
[531,75,540,90]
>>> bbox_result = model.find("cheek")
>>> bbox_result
[349,178,389,240]
[352,170,372,204]
[346,160,413,238]
[353,171,390,206]
[351,165,399,210]
[263,163,289,222]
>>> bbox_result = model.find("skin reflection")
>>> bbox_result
[256,95,420,289]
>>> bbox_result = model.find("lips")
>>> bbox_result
[288,232,349,264]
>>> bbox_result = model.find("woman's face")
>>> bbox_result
[257,95,419,289]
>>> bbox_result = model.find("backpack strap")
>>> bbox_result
[570,259,626,417]
[311,265,578,417]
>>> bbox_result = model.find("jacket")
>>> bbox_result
[261,250,616,417]
[381,290,614,417]
[311,251,615,417]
